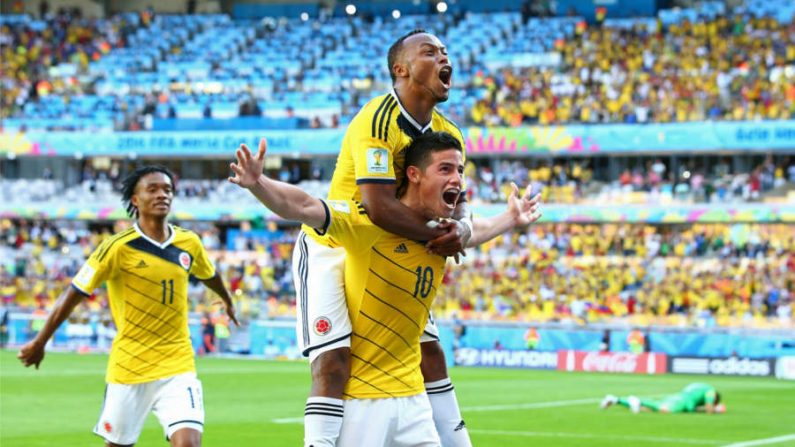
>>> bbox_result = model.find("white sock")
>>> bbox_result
[304,396,344,447]
[426,378,472,447]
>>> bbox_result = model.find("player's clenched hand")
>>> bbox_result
[508,182,542,225]
[17,340,45,369]
[228,138,267,189]
[426,220,467,261]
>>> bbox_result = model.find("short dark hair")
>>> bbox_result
[120,165,175,218]
[387,29,427,84]
[714,392,721,405]
[404,131,462,172]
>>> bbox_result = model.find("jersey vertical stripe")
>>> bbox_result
[370,95,392,140]
[377,97,396,141]
[383,101,398,142]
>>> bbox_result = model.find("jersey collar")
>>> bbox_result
[390,88,433,134]
[133,223,175,249]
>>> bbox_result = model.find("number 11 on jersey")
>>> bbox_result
[161,279,174,304]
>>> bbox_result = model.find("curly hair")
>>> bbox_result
[120,165,175,218]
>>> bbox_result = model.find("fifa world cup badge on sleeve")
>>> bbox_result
[74,264,95,289]
[366,148,389,174]
[328,201,351,214]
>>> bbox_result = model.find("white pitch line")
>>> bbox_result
[469,429,724,446]
[272,417,305,424]
[463,397,600,412]
[719,434,795,447]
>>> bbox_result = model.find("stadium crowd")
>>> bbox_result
[465,15,795,126]
[467,156,793,204]
[3,219,792,333]
[2,6,794,130]
[0,7,134,125]
[2,155,791,209]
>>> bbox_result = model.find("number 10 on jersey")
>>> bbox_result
[413,266,433,298]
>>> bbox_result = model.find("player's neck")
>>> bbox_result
[400,192,434,222]
[136,217,170,243]
[394,84,434,127]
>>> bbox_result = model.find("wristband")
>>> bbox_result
[459,217,473,236]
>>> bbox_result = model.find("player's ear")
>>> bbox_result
[406,165,421,184]
[393,60,409,79]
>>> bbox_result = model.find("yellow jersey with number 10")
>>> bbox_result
[312,199,447,399]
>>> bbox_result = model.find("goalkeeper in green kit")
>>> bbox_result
[600,383,726,414]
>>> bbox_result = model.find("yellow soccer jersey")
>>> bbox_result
[303,89,466,246]
[71,224,215,384]
[313,200,447,399]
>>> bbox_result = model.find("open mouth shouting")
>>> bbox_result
[442,187,460,210]
[438,65,453,90]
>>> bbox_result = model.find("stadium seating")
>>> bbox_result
[2,2,793,131]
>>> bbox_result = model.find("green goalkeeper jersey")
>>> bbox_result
[677,383,718,412]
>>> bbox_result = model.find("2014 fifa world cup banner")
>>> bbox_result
[464,121,795,155]
[0,129,345,157]
[2,121,794,157]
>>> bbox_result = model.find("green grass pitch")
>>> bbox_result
[2,350,794,446]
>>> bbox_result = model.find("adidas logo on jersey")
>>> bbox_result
[454,420,467,431]
[135,260,148,268]
[394,243,409,254]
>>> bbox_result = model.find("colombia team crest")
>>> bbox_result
[314,317,332,336]
[179,252,192,270]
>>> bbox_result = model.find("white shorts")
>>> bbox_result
[338,394,440,447]
[93,372,204,445]
[293,231,440,363]
[293,232,352,363]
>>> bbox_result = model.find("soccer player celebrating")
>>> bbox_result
[601,382,726,414]
[290,29,474,447]
[18,166,239,447]
[230,133,540,446]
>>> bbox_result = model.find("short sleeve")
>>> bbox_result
[72,241,113,295]
[353,143,396,185]
[323,200,381,253]
[351,98,399,185]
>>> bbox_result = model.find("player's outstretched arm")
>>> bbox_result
[17,286,85,369]
[229,138,327,229]
[201,273,240,327]
[467,182,542,248]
